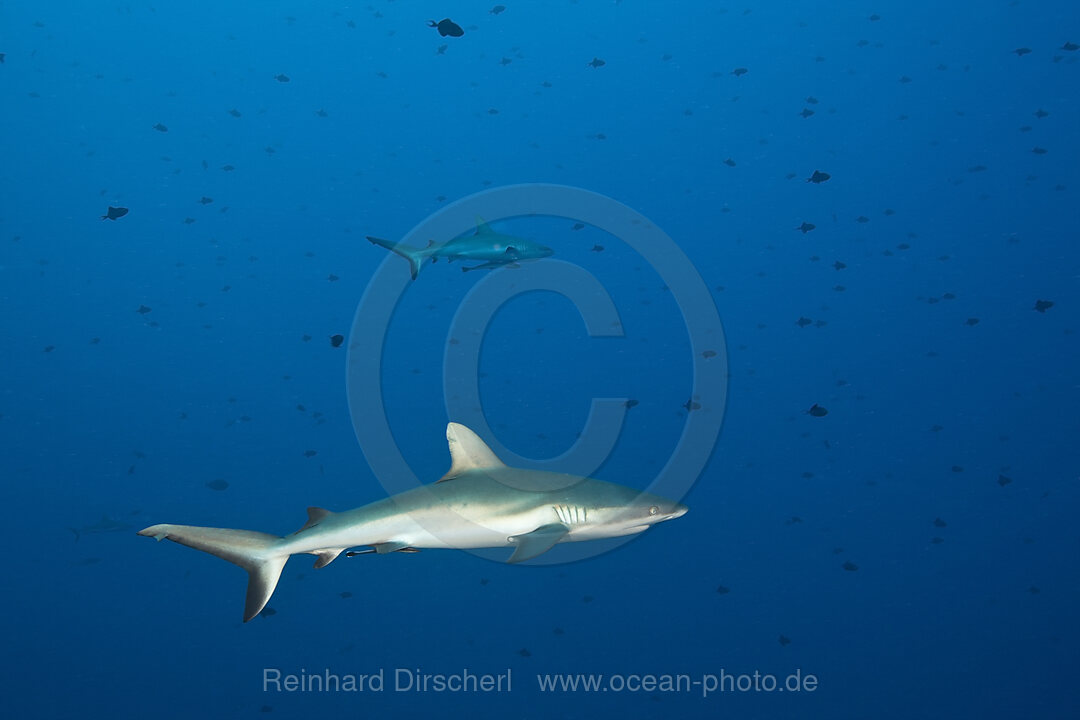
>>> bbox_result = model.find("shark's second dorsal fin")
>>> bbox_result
[438,423,506,482]
[475,216,494,235]
[298,507,332,533]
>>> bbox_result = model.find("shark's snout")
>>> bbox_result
[537,245,555,258]
[670,503,689,519]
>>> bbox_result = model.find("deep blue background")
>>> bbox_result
[2,1,1078,718]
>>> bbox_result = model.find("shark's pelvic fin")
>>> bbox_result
[508,523,570,563]
[366,236,432,280]
[438,422,508,482]
[137,523,288,622]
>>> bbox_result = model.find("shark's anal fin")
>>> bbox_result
[508,523,569,563]
[438,422,507,482]
[312,548,345,569]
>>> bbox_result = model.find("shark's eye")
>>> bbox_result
[649,506,658,515]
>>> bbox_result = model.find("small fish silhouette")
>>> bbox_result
[101,206,129,221]
[807,404,828,417]
[807,170,831,183]
[428,18,464,37]
[587,57,606,68]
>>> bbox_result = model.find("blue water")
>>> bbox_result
[3,1,1078,718]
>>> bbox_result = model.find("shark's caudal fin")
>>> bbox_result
[138,524,288,622]
[366,236,433,280]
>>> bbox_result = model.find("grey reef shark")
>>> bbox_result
[138,423,687,622]
[367,217,553,279]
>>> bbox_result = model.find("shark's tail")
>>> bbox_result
[138,523,288,622]
[366,236,433,280]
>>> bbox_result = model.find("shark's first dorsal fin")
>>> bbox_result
[438,423,506,482]
[298,507,332,533]
[475,216,495,235]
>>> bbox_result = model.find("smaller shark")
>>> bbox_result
[367,217,553,279]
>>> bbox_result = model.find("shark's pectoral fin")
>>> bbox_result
[508,523,569,563]
[312,548,345,569]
